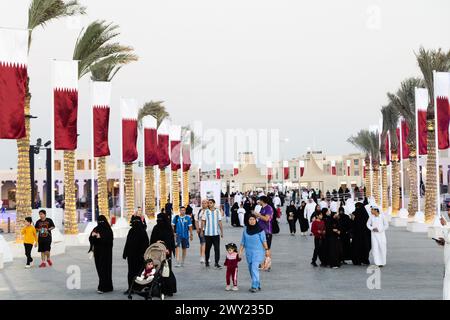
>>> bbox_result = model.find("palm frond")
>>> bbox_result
[90,51,138,81]
[381,103,399,151]
[28,0,86,47]
[138,101,169,129]
[181,125,208,150]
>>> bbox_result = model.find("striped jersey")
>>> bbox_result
[202,208,222,236]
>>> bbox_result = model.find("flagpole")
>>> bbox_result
[90,83,95,223]
[50,61,55,213]
[142,126,146,217]
[388,132,393,210]
[415,89,421,213]
[433,70,441,221]
[399,118,405,210]
[369,154,373,198]
[120,108,124,220]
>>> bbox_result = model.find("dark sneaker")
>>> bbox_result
[205,263,210,268]
[311,262,318,267]
[215,264,223,269]
[249,288,257,293]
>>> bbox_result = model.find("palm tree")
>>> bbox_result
[380,116,389,212]
[65,20,137,232]
[15,0,86,241]
[138,102,169,217]
[348,130,373,200]
[388,77,424,217]
[382,103,400,215]
[415,48,450,222]
[368,130,381,205]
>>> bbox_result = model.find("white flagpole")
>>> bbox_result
[142,127,146,217]
[433,70,441,220]
[369,154,373,198]
[120,109,124,219]
[50,61,55,212]
[399,118,405,210]
[90,84,95,222]
[388,132,393,208]
[415,89,421,213]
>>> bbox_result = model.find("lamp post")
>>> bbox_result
[29,138,52,209]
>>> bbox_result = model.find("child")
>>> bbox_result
[224,243,241,291]
[21,217,37,269]
[311,211,326,267]
[136,259,156,282]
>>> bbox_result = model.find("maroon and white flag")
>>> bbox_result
[283,161,289,180]
[121,98,138,163]
[233,162,239,176]
[182,144,191,172]
[396,120,410,159]
[434,72,450,150]
[143,115,158,167]
[415,88,428,155]
[299,160,305,177]
[346,160,351,176]
[216,163,221,179]
[0,28,27,139]
[267,161,273,182]
[157,119,170,169]
[92,81,111,157]
[53,60,78,150]
[331,160,337,175]
[170,125,181,171]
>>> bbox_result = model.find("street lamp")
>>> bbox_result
[30,138,52,209]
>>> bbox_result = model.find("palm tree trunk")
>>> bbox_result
[183,170,189,206]
[172,170,180,214]
[364,158,371,198]
[380,164,388,212]
[124,163,134,221]
[391,154,400,215]
[15,94,32,242]
[408,152,419,217]
[160,168,167,210]
[145,166,155,218]
[97,156,109,219]
[425,120,437,223]
[64,150,78,234]
[372,163,380,205]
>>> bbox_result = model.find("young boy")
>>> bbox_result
[21,217,37,269]
[311,211,325,267]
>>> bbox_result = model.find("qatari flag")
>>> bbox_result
[182,144,191,172]
[415,88,428,155]
[434,72,450,150]
[396,120,410,160]
[331,160,337,175]
[92,81,111,157]
[0,28,27,139]
[170,125,181,171]
[143,115,158,166]
[121,98,138,163]
[53,60,78,150]
[283,161,289,180]
[299,160,305,177]
[216,163,221,179]
[233,162,239,176]
[157,119,170,169]
[267,162,273,182]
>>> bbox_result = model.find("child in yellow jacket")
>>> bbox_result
[21,217,37,268]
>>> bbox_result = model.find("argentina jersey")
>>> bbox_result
[204,208,221,236]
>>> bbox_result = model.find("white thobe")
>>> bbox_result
[254,204,262,214]
[345,199,355,215]
[330,201,338,213]
[234,194,242,205]
[305,202,316,227]
[319,201,328,210]
[302,192,308,201]
[442,228,450,300]
[366,214,388,266]
[273,196,281,207]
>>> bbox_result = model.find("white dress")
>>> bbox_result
[442,228,450,300]
[366,214,388,266]
[237,208,246,226]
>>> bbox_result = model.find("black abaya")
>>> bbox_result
[297,206,309,232]
[351,205,371,265]
[325,216,342,268]
[89,221,114,292]
[339,213,353,261]
[230,203,240,227]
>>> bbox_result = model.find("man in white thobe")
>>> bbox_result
[366,207,388,267]
[437,216,450,300]
[234,192,242,206]
[304,199,317,229]
[344,198,355,215]
[301,190,308,201]
[319,198,328,210]
[273,194,281,208]
[329,198,338,213]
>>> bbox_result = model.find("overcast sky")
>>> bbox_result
[1,0,450,170]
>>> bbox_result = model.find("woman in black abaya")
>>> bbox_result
[351,202,371,265]
[326,212,343,268]
[231,202,240,227]
[286,201,297,235]
[123,216,149,294]
[89,215,114,293]
[297,201,309,235]
[150,213,177,296]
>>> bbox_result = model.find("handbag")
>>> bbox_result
[162,261,170,278]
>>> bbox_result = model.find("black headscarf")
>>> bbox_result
[88,215,113,253]
[246,214,262,235]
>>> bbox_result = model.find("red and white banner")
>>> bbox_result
[331,160,336,175]
[0,28,27,139]
[363,162,366,178]
[92,81,111,157]
[233,162,239,176]
[182,144,191,172]
[283,161,289,180]
[53,60,78,150]
[143,116,158,166]
[170,125,181,171]
[346,160,351,176]
[157,119,170,169]
[415,88,428,155]
[299,160,305,177]
[267,162,273,182]
[396,120,410,160]
[434,72,450,150]
[216,163,221,179]
[385,135,390,164]
[121,98,138,163]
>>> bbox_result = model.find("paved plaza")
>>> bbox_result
[0,216,445,300]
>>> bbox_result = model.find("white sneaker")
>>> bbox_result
[200,257,205,264]
[225,285,231,291]
[25,265,31,269]
[175,262,181,268]
[232,286,239,291]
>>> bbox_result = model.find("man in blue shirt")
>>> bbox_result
[201,199,224,269]
[172,207,193,267]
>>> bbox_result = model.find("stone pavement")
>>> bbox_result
[0,217,444,300]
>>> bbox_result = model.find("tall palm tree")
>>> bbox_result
[388,77,424,217]
[368,130,381,205]
[415,48,450,222]
[15,0,86,241]
[138,102,169,217]
[382,103,400,215]
[348,130,373,200]
[380,116,389,212]
[66,20,137,233]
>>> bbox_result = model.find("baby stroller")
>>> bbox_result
[128,242,169,300]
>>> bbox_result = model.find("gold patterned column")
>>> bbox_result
[97,156,109,219]
[183,170,189,206]
[380,163,388,212]
[408,152,418,217]
[145,166,155,218]
[391,154,400,215]
[64,150,78,234]
[373,164,380,205]
[160,168,167,211]
[172,170,180,214]
[364,158,371,199]
[425,119,437,223]
[15,94,32,242]
[125,163,135,221]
